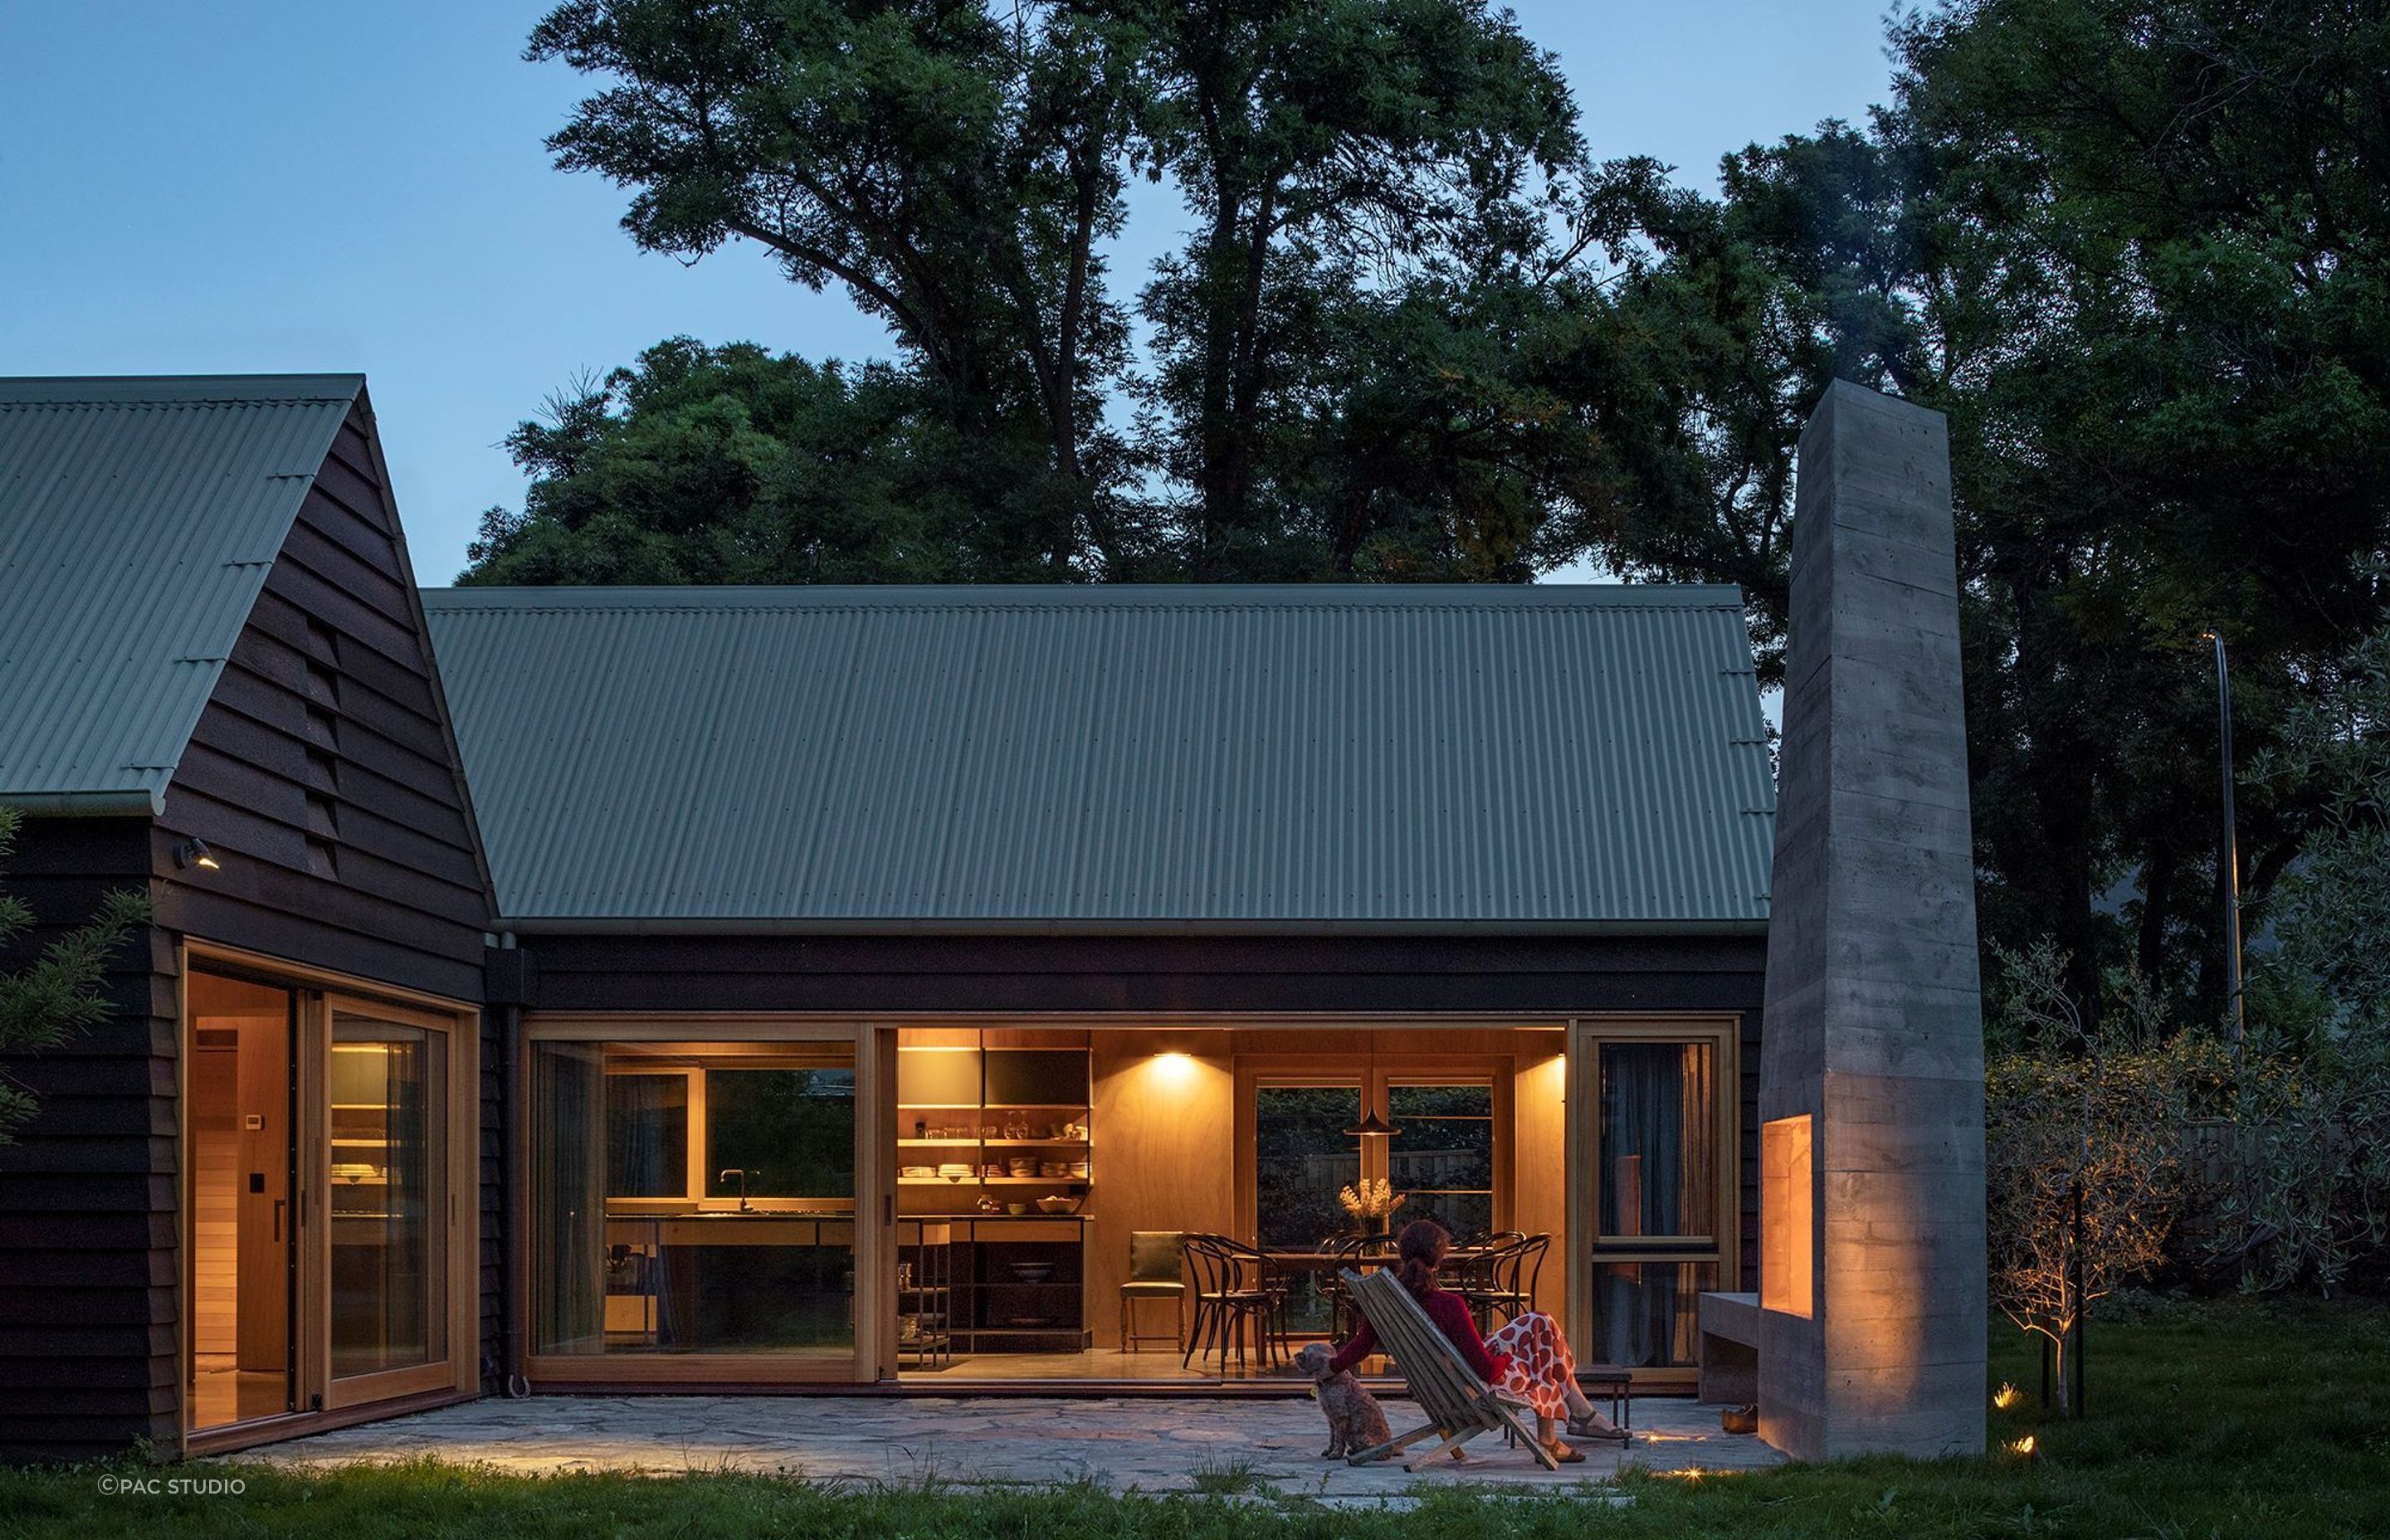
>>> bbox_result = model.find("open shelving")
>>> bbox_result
[895,1040,1095,1354]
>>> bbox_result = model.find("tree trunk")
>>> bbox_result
[2136,844,2174,982]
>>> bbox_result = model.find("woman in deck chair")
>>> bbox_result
[1324,1220,1627,1464]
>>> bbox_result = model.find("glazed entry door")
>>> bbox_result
[184,962,476,1439]
[1568,1020,1736,1377]
[323,998,466,1409]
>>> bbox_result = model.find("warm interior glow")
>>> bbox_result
[1147,1050,1199,1094]
[1761,1114,1814,1317]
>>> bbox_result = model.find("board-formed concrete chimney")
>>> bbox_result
[1757,380,1987,1460]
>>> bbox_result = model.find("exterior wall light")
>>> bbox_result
[174,838,220,871]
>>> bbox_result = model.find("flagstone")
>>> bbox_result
[234,1393,1782,1500]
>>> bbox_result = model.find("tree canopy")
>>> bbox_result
[473,0,2390,1023]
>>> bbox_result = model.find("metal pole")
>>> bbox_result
[2210,632,2245,1050]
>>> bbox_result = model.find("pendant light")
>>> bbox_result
[1344,1036,1402,1139]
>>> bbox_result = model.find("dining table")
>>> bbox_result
[1261,1241,1509,1344]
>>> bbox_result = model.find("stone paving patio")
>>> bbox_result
[237,1393,1782,1503]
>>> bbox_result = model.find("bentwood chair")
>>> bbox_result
[1451,1231,1526,1331]
[1467,1233,1550,1331]
[1182,1234,1282,1373]
[1120,1230,1187,1353]
[1323,1232,1399,1343]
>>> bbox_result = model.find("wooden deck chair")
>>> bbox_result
[1337,1268,1560,1472]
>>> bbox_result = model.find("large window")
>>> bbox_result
[1597,1043,1715,1244]
[706,1067,856,1201]
[1253,1085,1361,1252]
[529,1034,866,1378]
[1388,1083,1495,1242]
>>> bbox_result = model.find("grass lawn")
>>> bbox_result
[3,1297,2384,1538]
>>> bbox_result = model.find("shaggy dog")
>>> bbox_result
[1293,1341,1392,1459]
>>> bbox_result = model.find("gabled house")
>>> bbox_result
[2,374,1778,1461]
[0,378,494,1458]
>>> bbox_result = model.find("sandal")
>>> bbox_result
[1568,1415,1630,1444]
[1542,1440,1586,1464]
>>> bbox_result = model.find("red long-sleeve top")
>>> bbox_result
[1328,1284,1510,1381]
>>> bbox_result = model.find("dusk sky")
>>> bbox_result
[2,2,1897,582]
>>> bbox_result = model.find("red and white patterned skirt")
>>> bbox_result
[1485,1312,1577,1422]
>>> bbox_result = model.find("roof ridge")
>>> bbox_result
[0,374,366,407]
[421,582,1749,612]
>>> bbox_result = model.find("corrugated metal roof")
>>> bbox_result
[0,375,363,812]
[423,585,1776,928]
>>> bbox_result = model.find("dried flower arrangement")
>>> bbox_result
[1337,1177,1407,1225]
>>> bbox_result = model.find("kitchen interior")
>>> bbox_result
[562,1038,863,1365]
[895,1033,1099,1376]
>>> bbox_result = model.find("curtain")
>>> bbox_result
[1679,1043,1712,1237]
[606,1075,684,1198]
[532,1044,606,1354]
[1598,1044,1714,1240]
[1593,1043,1716,1367]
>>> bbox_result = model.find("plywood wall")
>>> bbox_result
[1083,1026,1573,1346]
[189,1048,239,1358]
[1085,1031,1236,1348]
[1510,1032,1569,1320]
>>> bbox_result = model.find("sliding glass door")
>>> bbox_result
[1569,1021,1736,1378]
[322,999,461,1406]
[524,1024,879,1384]
[183,957,476,1442]
[325,1007,452,1401]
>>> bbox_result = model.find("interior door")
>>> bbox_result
[185,971,300,1431]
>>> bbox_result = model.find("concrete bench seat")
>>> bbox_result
[1696,1290,1760,1404]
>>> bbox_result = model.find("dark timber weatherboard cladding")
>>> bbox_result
[518,928,1768,1283]
[0,391,496,1461]
[159,407,487,1001]
[151,402,500,1393]
[0,820,174,1461]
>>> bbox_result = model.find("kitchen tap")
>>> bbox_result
[720,1168,752,1212]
